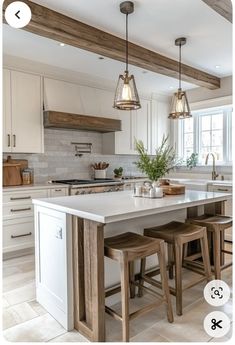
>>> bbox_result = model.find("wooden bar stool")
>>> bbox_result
[186,215,233,279]
[104,232,173,342]
[141,221,212,316]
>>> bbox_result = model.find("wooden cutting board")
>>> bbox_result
[161,184,185,195]
[3,163,22,186]
[3,156,28,170]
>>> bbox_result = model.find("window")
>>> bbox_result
[179,106,232,165]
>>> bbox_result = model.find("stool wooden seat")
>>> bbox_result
[104,232,173,342]
[142,221,212,316]
[186,215,233,279]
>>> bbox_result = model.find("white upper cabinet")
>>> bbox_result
[132,99,151,154]
[151,99,170,154]
[3,69,11,153]
[3,69,43,153]
[102,98,170,155]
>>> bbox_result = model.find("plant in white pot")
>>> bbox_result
[134,135,181,185]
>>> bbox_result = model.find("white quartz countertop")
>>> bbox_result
[3,183,69,192]
[33,190,232,224]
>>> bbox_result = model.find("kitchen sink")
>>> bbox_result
[169,178,232,192]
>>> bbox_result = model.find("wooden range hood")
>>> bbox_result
[44,111,121,133]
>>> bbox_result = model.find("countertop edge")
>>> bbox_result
[32,192,232,224]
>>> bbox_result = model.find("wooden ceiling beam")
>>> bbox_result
[201,0,232,23]
[3,0,220,89]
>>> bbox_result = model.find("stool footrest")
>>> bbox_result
[221,249,232,255]
[130,300,164,321]
[183,260,233,274]
[143,275,176,296]
[133,280,164,299]
[105,306,122,322]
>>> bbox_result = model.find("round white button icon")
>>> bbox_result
[204,280,230,307]
[5,1,32,29]
[204,311,231,338]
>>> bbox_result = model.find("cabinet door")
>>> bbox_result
[44,78,83,114]
[157,101,170,147]
[11,71,43,153]
[151,99,170,154]
[3,217,34,253]
[115,111,136,154]
[133,99,151,154]
[3,69,12,152]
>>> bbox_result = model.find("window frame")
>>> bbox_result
[178,105,232,166]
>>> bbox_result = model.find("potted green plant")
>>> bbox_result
[113,167,123,178]
[134,135,180,185]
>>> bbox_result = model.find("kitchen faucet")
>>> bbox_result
[205,153,219,180]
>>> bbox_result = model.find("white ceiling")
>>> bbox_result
[3,0,232,94]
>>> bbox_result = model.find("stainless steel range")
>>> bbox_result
[52,179,124,195]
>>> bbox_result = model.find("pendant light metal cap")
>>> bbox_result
[113,71,141,110]
[168,88,191,119]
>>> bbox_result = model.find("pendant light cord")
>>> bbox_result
[126,13,129,72]
[179,42,182,90]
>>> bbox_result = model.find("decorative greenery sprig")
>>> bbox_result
[134,135,181,181]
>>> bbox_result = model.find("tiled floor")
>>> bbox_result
[2,247,233,342]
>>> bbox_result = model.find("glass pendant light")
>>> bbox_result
[169,37,191,119]
[113,1,141,110]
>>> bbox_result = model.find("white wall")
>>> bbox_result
[188,76,232,102]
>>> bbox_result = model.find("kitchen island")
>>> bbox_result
[33,190,232,342]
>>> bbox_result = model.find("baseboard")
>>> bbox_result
[3,247,35,260]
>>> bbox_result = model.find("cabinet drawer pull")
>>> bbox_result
[7,134,11,147]
[10,196,31,201]
[13,134,16,147]
[10,207,31,213]
[54,189,62,192]
[217,188,229,192]
[11,232,32,239]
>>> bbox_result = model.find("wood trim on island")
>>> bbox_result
[3,0,220,90]
[72,217,105,342]
[44,111,121,133]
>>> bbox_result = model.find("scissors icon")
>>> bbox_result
[211,318,223,330]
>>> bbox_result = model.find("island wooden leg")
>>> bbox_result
[72,216,105,342]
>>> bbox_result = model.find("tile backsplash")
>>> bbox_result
[4,128,232,184]
[4,129,143,183]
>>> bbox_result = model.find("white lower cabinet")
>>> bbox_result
[3,186,68,254]
[35,206,73,330]
[3,217,34,253]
